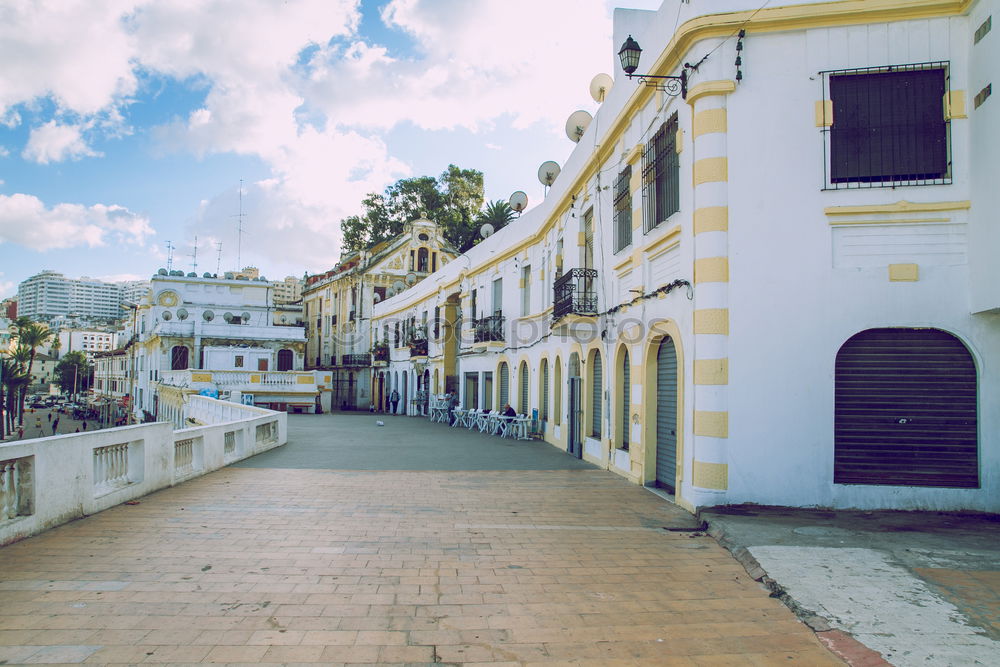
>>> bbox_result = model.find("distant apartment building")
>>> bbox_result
[0,297,16,319]
[16,271,149,323]
[271,275,304,305]
[56,329,120,360]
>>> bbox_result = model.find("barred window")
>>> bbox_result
[642,113,680,233]
[613,165,632,253]
[824,63,950,188]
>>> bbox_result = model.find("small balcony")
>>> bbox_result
[407,338,428,357]
[342,354,371,367]
[553,268,598,319]
[371,345,389,364]
[473,314,505,343]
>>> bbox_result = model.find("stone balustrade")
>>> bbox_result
[0,397,286,547]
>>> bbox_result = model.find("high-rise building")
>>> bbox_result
[271,275,304,305]
[16,271,150,323]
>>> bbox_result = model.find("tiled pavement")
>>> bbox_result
[0,416,842,665]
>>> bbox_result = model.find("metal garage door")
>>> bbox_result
[499,362,509,406]
[621,350,630,448]
[520,362,528,414]
[591,353,602,437]
[834,328,978,488]
[656,336,678,490]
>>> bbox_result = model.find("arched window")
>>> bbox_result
[498,361,509,406]
[590,350,602,438]
[170,346,189,370]
[417,247,430,272]
[277,349,293,371]
[835,328,978,488]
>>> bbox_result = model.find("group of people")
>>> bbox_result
[380,388,516,424]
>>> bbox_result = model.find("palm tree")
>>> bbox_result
[476,200,516,233]
[0,355,27,437]
[12,322,55,425]
[9,345,32,427]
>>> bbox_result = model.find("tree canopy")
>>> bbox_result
[340,165,516,254]
[55,351,92,395]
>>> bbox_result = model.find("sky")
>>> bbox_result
[0,0,664,299]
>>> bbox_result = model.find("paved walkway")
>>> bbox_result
[0,414,841,665]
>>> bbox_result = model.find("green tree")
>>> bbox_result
[339,165,486,253]
[476,200,516,233]
[55,351,92,396]
[9,345,31,427]
[0,354,27,438]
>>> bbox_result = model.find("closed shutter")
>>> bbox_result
[499,362,509,406]
[834,328,978,488]
[622,351,630,448]
[584,212,594,270]
[541,360,549,421]
[656,337,678,490]
[591,353,602,437]
[519,363,528,414]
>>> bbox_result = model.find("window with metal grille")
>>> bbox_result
[642,113,679,233]
[613,165,632,253]
[822,63,951,188]
[519,362,528,414]
[498,362,509,406]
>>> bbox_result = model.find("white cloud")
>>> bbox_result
[22,121,101,164]
[0,193,153,251]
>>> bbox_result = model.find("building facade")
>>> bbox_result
[372,0,999,513]
[18,271,122,322]
[271,276,304,305]
[132,271,316,419]
[303,218,458,412]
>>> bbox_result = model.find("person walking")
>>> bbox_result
[51,418,59,435]
[82,420,87,431]
[389,389,400,414]
[47,412,52,423]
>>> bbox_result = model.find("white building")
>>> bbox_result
[18,271,121,322]
[133,270,319,419]
[303,217,458,412]
[56,329,119,360]
[271,276,304,305]
[372,0,999,513]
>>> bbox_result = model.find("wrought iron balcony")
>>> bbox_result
[473,314,505,343]
[553,268,599,319]
[341,354,371,367]
[371,345,389,363]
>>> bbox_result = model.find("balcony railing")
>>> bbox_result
[342,354,370,367]
[553,268,599,319]
[407,338,428,357]
[473,314,505,343]
[372,346,389,363]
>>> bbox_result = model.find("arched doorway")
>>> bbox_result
[277,348,293,371]
[401,371,408,415]
[539,358,549,426]
[567,352,581,458]
[655,336,678,491]
[589,349,603,439]
[835,328,978,488]
[498,361,509,407]
[619,348,630,450]
[518,361,529,414]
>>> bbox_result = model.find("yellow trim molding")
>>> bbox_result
[626,144,643,165]
[642,224,682,256]
[828,217,950,227]
[824,200,971,216]
[815,100,834,127]
[693,461,728,490]
[694,411,729,438]
[694,157,728,185]
[944,90,967,119]
[694,358,728,385]
[694,257,729,284]
[686,80,737,105]
[694,308,729,335]
[889,263,919,281]
[191,372,212,383]
[693,108,728,137]
[694,206,729,234]
[612,255,634,272]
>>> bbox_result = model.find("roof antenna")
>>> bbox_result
[165,240,175,271]
[215,241,223,275]
[232,179,247,270]
[190,235,198,274]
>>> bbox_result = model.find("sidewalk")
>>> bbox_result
[701,505,1000,666]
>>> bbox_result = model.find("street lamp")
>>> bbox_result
[121,300,139,424]
[618,35,689,98]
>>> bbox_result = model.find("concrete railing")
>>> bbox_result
[160,369,316,388]
[0,397,286,547]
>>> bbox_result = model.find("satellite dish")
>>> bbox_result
[223,312,234,323]
[538,161,561,186]
[241,312,251,322]
[177,308,188,320]
[372,292,382,304]
[405,272,417,286]
[187,272,196,277]
[386,287,395,298]
[565,110,593,142]
[393,280,406,293]
[203,272,212,278]
[509,191,528,213]
[480,223,495,239]
[203,310,214,321]
[161,311,172,321]
[589,73,614,103]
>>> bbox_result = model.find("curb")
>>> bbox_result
[703,516,891,666]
